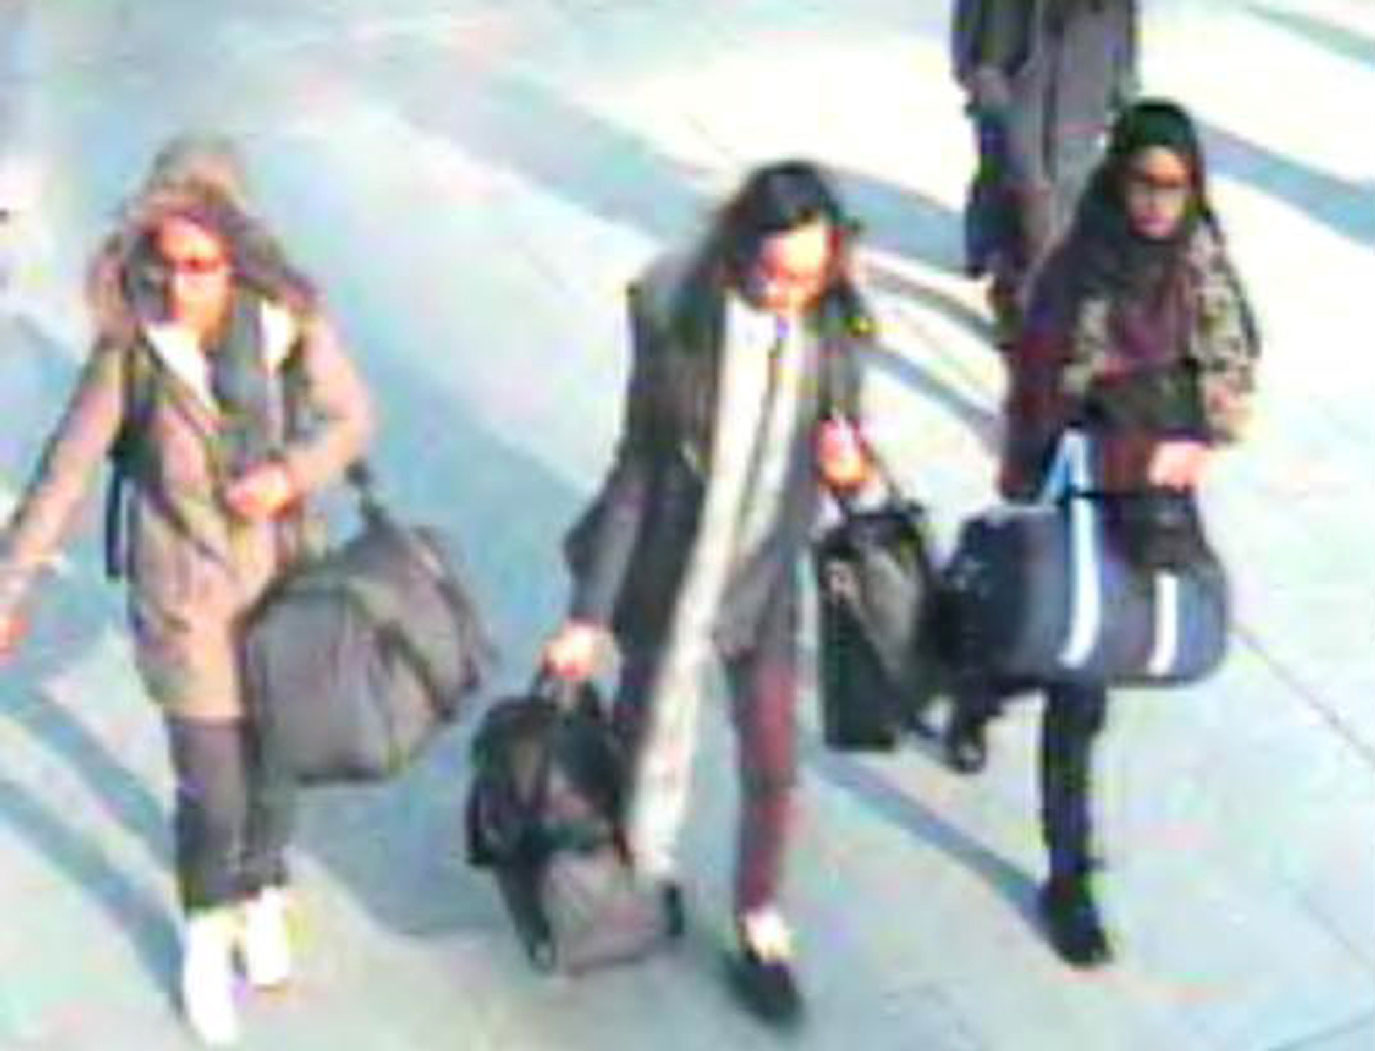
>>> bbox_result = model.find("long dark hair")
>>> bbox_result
[674,160,864,336]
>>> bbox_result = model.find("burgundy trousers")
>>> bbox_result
[614,594,798,916]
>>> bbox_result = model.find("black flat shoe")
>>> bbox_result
[661,881,686,940]
[730,946,804,1029]
[943,713,989,774]
[1038,875,1114,968]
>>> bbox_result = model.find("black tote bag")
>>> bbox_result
[812,478,941,751]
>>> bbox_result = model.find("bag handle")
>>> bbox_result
[1036,427,1094,505]
[1040,429,1103,670]
[531,666,597,713]
[339,462,497,680]
[344,460,388,523]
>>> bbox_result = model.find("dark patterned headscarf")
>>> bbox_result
[1065,98,1210,308]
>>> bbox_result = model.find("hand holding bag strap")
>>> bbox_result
[821,426,919,521]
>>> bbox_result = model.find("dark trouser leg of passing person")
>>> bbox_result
[167,716,257,1044]
[168,713,297,1010]
[943,671,1010,774]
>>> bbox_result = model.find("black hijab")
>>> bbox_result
[1064,99,1211,307]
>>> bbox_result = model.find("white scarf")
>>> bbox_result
[627,294,810,881]
[142,299,298,413]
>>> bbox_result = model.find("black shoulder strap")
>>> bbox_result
[103,341,158,580]
[818,284,872,421]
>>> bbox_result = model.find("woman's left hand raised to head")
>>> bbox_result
[1147,439,1210,490]
[224,461,297,520]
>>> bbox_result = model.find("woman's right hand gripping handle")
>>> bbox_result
[541,620,612,683]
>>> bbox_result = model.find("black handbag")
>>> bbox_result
[939,432,1230,688]
[813,478,941,750]
[242,464,494,785]
[1103,488,1214,572]
[466,676,672,973]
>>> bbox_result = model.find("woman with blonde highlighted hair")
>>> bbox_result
[0,137,372,1045]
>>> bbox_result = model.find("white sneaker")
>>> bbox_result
[181,909,240,1047]
[238,887,293,990]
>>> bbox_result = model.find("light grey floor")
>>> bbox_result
[1,1,1372,1048]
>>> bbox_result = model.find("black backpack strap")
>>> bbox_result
[104,342,158,580]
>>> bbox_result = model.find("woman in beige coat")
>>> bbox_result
[0,138,372,1046]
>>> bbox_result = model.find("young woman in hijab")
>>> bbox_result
[0,138,373,1044]
[944,100,1260,966]
[952,0,1139,344]
[545,160,874,1027]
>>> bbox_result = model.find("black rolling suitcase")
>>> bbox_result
[465,676,671,973]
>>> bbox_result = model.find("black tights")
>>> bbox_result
[165,716,296,914]
[959,678,1109,879]
[1039,683,1108,880]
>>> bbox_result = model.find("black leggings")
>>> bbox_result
[1039,683,1109,880]
[165,716,296,913]
[961,678,1109,879]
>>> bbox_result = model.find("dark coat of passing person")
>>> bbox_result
[953,0,1140,343]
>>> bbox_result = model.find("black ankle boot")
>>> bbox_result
[660,881,686,940]
[943,708,990,774]
[1038,872,1113,968]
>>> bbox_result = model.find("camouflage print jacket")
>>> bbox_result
[1002,221,1260,497]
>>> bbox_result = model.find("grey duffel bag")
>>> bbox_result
[243,465,495,785]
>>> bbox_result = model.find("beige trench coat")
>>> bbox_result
[0,299,373,720]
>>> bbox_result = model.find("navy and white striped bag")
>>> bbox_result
[941,431,1229,687]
